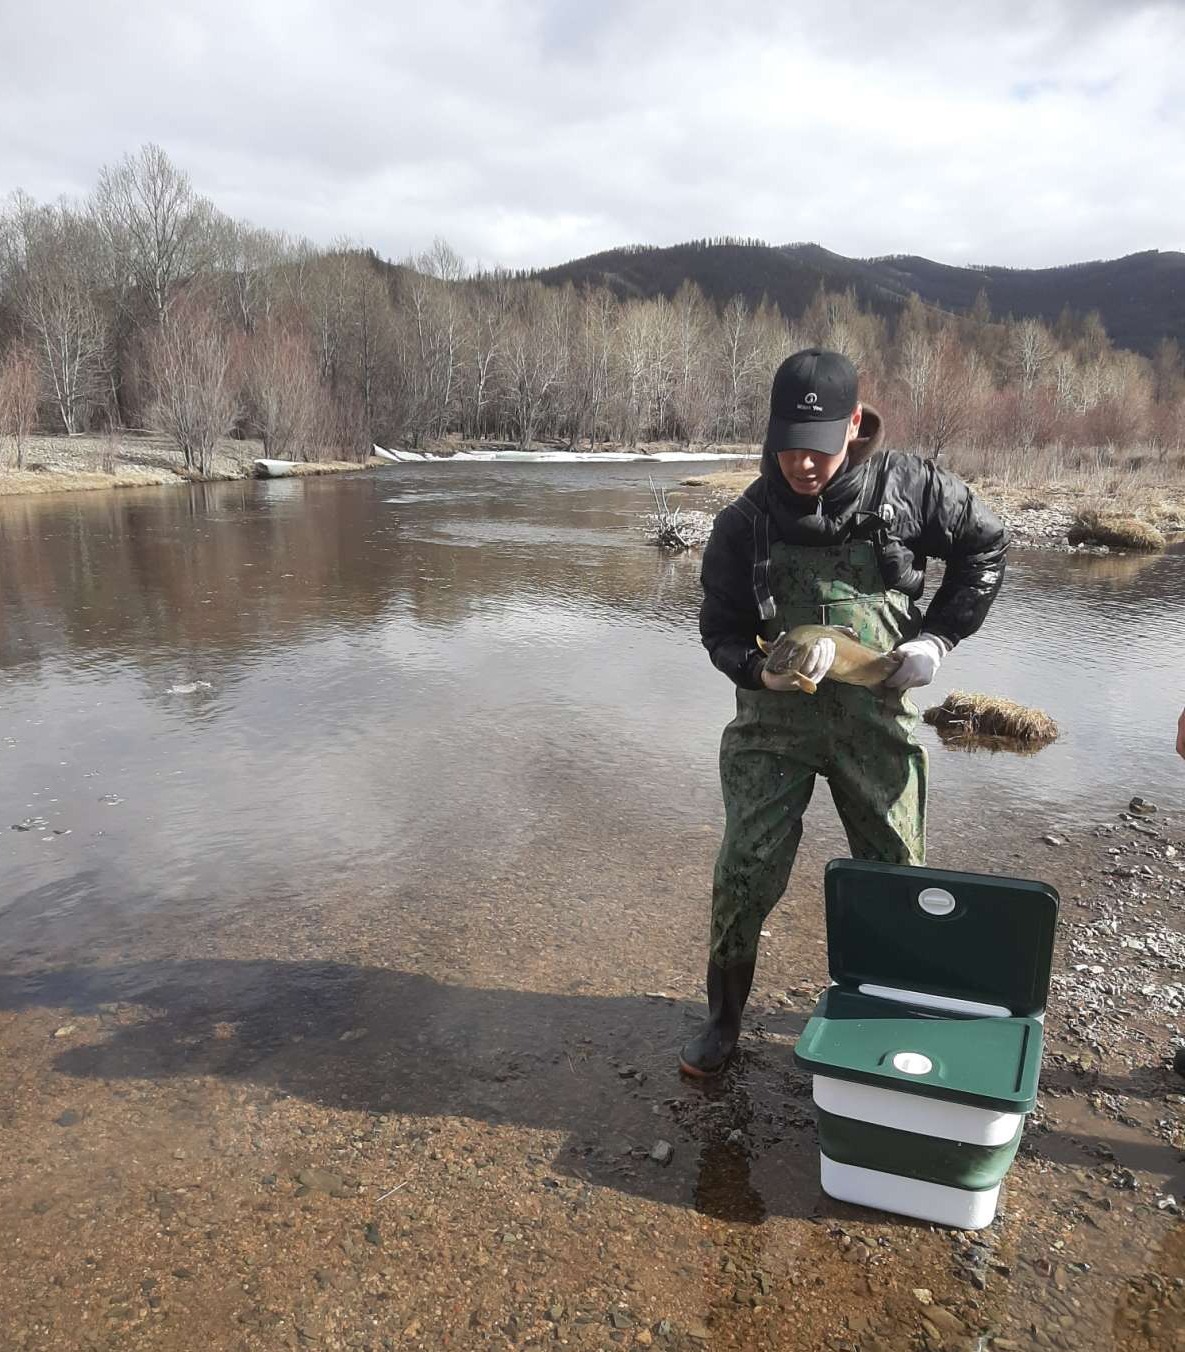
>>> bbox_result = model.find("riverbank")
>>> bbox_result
[676,467,1185,552]
[0,433,378,498]
[3,799,1182,1352]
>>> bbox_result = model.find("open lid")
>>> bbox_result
[824,859,1059,1017]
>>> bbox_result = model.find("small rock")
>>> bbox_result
[546,1302,565,1322]
[649,1140,674,1166]
[1043,835,1065,847]
[726,1129,746,1147]
[363,1221,382,1246]
[402,1320,420,1338]
[654,1321,673,1338]
[684,1323,710,1343]
[912,1288,934,1305]
[338,1028,368,1043]
[98,794,124,806]
[635,1331,653,1347]
[925,1307,966,1336]
[52,1024,77,1039]
[54,1109,82,1127]
[608,1310,633,1329]
[1129,797,1158,816]
[295,1168,352,1198]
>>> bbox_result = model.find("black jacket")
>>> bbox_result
[700,406,1010,689]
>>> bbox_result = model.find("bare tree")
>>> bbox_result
[1009,318,1056,393]
[93,143,216,324]
[0,343,39,467]
[716,296,765,442]
[8,201,108,433]
[211,219,290,334]
[145,297,238,476]
[503,282,568,449]
[898,331,983,459]
[243,321,328,461]
[461,270,512,439]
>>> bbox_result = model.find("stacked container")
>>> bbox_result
[793,859,1059,1230]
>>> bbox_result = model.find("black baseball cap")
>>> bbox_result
[764,349,859,456]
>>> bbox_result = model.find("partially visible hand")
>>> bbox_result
[1177,707,1185,759]
[885,635,946,691]
[761,636,836,691]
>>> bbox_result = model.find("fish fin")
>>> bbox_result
[792,672,818,695]
[836,625,860,640]
[756,634,772,654]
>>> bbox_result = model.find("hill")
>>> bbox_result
[535,242,1185,354]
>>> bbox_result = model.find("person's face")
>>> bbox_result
[775,405,862,496]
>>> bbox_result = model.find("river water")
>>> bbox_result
[2,465,1184,1351]
[2,463,1183,947]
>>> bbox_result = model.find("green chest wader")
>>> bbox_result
[709,538,928,967]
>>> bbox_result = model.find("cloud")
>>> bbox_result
[0,0,1180,269]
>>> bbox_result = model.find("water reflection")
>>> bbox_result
[2,464,1184,946]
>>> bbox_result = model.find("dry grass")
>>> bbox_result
[947,441,1185,492]
[681,467,759,496]
[1067,508,1167,552]
[924,690,1059,746]
[0,468,177,496]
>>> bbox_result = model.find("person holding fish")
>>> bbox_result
[680,348,1010,1077]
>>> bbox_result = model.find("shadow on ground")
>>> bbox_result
[3,959,824,1222]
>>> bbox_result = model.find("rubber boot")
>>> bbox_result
[678,957,756,1077]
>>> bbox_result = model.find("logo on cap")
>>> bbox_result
[804,392,818,405]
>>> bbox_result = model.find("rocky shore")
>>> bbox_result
[2,795,1183,1352]
[668,469,1185,555]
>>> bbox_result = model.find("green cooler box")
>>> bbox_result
[793,860,1059,1230]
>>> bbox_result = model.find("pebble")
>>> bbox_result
[54,1109,81,1127]
[52,1024,77,1039]
[649,1140,673,1166]
[12,817,50,831]
[1129,797,1158,816]
[295,1168,353,1198]
[912,1288,934,1305]
[1043,835,1065,847]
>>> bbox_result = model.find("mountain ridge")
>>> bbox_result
[534,241,1185,354]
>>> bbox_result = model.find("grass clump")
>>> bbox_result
[924,690,1059,748]
[1067,508,1166,552]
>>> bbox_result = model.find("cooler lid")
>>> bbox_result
[824,860,1059,1016]
[794,987,1044,1112]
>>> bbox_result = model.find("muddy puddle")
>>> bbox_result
[1,464,1184,1349]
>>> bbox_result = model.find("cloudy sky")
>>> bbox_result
[1,0,1181,271]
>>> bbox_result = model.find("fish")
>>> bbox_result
[755,624,902,694]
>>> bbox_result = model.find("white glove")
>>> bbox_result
[885,635,946,691]
[761,636,835,691]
